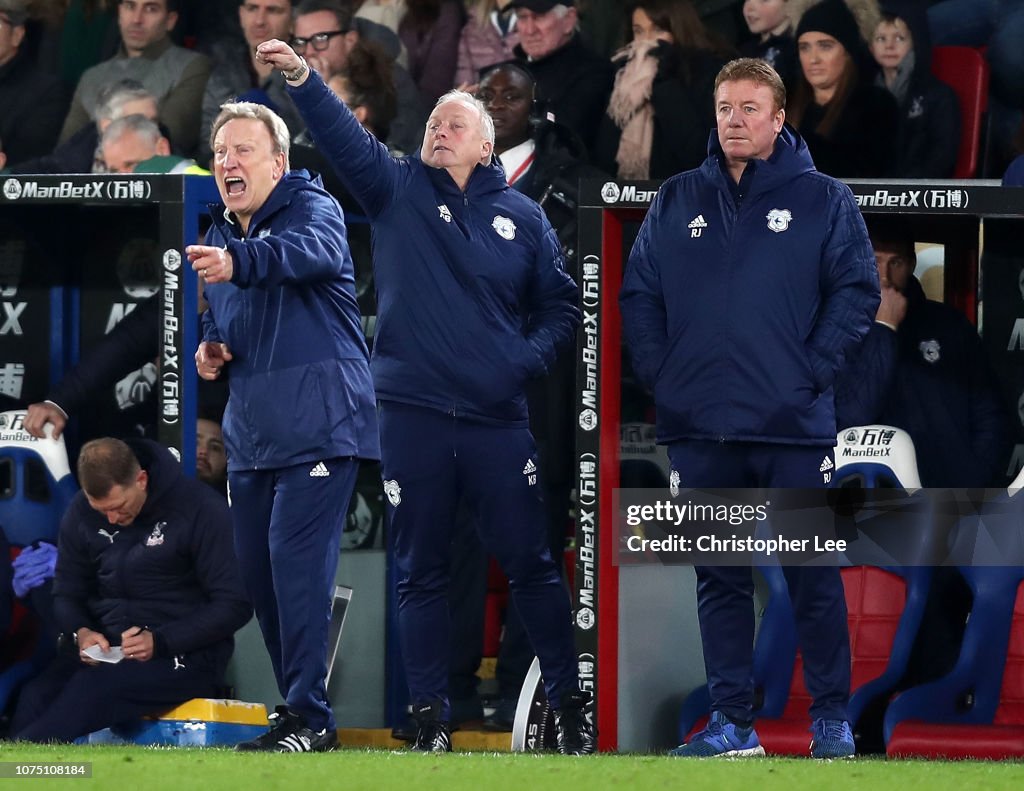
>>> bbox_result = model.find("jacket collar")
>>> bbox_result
[210,170,320,236]
[118,36,174,61]
[705,123,816,200]
[418,152,510,199]
[903,275,928,309]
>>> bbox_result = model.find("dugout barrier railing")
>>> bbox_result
[0,173,219,473]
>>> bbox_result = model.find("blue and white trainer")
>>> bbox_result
[810,718,855,759]
[669,711,765,758]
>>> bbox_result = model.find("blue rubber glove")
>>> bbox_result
[11,542,57,598]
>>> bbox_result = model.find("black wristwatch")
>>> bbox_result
[282,57,308,83]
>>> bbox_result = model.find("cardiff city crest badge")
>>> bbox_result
[766,208,792,233]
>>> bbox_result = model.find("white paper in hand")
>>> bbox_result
[82,644,124,663]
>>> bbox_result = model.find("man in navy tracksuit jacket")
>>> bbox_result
[620,59,879,759]
[10,438,251,742]
[834,221,1011,691]
[256,39,591,754]
[835,223,1010,489]
[189,102,379,752]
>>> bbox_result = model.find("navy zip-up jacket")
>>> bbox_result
[202,170,380,470]
[53,440,251,670]
[620,125,879,446]
[834,277,1011,486]
[287,71,580,427]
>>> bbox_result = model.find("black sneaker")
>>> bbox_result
[235,705,337,752]
[409,701,452,753]
[236,705,301,751]
[553,691,595,755]
[275,725,338,753]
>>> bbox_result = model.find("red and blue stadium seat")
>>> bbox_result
[750,564,931,755]
[884,563,1024,758]
[0,410,78,713]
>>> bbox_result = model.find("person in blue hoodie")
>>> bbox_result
[188,101,380,752]
[620,58,879,759]
[255,38,591,755]
[9,438,251,743]
[834,217,1011,708]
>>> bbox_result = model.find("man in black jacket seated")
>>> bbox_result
[835,219,1011,489]
[834,218,1011,711]
[8,438,251,743]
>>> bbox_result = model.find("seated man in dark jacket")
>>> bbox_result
[834,217,1012,694]
[9,437,251,743]
[835,219,1011,489]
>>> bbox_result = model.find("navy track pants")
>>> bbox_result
[667,440,851,725]
[228,457,359,731]
[380,402,577,718]
[11,648,219,742]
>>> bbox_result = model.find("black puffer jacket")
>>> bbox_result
[53,440,251,670]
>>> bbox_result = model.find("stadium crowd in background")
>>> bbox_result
[4,0,1023,178]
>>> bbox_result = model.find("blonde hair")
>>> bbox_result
[209,102,291,168]
[715,58,787,113]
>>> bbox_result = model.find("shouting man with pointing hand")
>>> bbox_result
[188,101,379,752]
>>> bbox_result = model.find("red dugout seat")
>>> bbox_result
[931,46,989,178]
[886,567,1024,760]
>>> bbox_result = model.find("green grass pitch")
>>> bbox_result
[1,745,1022,790]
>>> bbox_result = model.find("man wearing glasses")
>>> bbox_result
[292,0,425,153]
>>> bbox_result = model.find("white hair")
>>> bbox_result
[94,83,157,124]
[432,90,495,146]
[102,115,163,149]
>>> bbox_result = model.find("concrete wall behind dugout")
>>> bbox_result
[617,565,770,752]
[225,549,388,727]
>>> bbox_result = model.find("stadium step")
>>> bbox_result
[338,727,512,752]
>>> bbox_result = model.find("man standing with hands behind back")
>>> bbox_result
[620,58,878,759]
